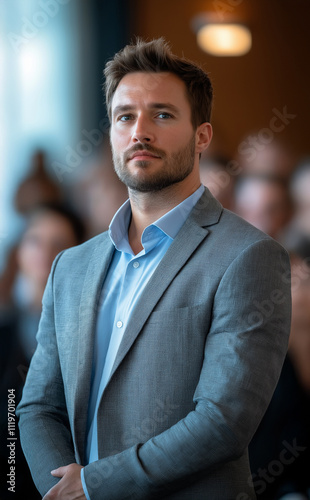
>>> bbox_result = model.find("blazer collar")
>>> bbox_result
[189,186,223,228]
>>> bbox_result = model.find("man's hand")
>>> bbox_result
[42,463,86,500]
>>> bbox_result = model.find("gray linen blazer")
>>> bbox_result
[17,188,291,499]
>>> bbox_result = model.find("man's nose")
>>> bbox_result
[132,115,154,143]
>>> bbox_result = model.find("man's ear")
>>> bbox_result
[195,122,213,154]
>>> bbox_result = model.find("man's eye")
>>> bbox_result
[157,112,172,119]
[119,115,132,122]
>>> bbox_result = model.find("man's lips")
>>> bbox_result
[129,150,160,160]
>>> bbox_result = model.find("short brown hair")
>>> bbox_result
[104,38,213,128]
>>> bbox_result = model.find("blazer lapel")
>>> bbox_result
[108,188,222,383]
[72,232,115,461]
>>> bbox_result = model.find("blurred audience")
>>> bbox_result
[0,203,84,500]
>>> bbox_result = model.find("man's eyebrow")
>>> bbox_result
[112,105,133,117]
[112,103,180,117]
[149,103,180,114]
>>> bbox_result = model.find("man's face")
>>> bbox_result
[110,72,198,192]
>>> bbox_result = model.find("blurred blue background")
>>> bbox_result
[0,0,130,269]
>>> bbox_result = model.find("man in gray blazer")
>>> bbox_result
[17,38,291,500]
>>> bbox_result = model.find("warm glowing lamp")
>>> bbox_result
[197,23,252,56]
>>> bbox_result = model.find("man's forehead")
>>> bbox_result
[117,71,181,89]
[111,71,188,109]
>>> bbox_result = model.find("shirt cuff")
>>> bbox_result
[81,467,91,500]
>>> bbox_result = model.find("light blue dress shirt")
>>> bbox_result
[81,184,204,498]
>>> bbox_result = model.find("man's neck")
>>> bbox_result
[128,178,201,254]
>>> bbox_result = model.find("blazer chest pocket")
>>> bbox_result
[144,302,211,352]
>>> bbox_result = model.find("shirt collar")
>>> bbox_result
[153,184,204,238]
[109,184,204,252]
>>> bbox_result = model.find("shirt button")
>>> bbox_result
[133,261,140,268]
[116,321,123,328]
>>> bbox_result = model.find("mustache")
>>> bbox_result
[124,143,166,161]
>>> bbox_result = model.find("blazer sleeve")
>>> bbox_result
[16,252,76,497]
[82,238,291,499]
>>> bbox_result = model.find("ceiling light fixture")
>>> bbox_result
[192,15,252,57]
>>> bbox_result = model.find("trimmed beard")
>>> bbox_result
[112,134,196,193]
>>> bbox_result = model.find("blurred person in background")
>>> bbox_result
[0,203,84,500]
[14,150,63,214]
[283,159,310,253]
[290,159,310,236]
[237,137,295,181]
[0,149,63,308]
[234,174,293,240]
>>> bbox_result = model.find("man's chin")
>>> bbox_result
[114,159,194,193]
[125,176,187,193]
